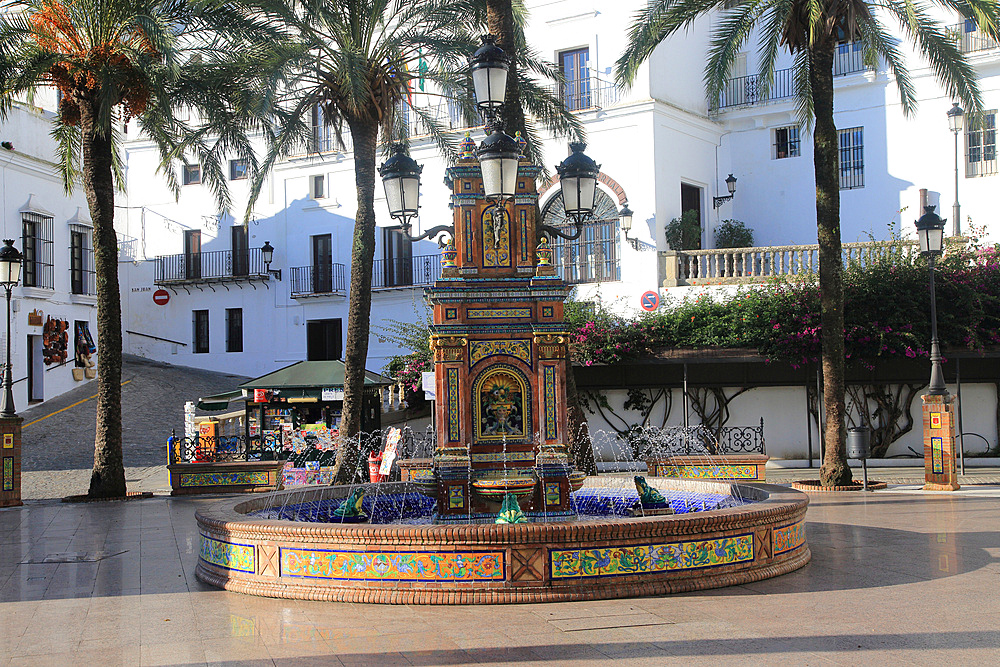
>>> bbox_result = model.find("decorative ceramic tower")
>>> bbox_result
[426,135,573,519]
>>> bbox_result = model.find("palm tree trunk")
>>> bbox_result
[333,118,379,485]
[811,44,852,487]
[485,0,526,138]
[80,98,126,498]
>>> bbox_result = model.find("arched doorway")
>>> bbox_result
[539,189,621,284]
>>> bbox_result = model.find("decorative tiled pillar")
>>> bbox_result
[922,394,959,491]
[0,416,23,507]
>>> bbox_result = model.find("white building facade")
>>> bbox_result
[116,1,1000,457]
[0,100,98,408]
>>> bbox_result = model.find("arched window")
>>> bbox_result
[539,188,620,284]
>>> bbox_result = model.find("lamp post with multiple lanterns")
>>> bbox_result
[379,35,603,244]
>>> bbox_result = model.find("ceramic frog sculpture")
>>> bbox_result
[332,487,367,522]
[495,493,527,524]
[634,476,668,509]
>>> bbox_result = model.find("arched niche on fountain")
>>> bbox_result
[471,363,533,447]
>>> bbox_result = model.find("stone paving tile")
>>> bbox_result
[3,490,1000,665]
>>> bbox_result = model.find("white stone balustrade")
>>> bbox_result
[660,239,966,288]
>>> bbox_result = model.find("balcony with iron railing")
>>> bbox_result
[947,23,1000,54]
[713,45,870,111]
[289,263,348,298]
[154,248,270,285]
[546,76,622,112]
[372,254,442,290]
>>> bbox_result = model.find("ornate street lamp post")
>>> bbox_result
[947,103,964,237]
[914,205,947,395]
[0,239,22,418]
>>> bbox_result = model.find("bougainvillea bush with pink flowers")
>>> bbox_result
[567,245,1000,368]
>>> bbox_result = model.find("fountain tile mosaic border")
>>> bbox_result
[772,521,806,555]
[467,308,531,319]
[656,464,759,480]
[199,535,256,573]
[179,471,271,487]
[550,533,754,579]
[279,548,506,582]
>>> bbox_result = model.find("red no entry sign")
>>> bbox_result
[152,289,170,306]
[640,291,659,312]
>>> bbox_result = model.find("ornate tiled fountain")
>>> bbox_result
[194,36,810,604]
[423,135,582,521]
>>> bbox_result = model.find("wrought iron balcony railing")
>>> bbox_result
[289,263,348,297]
[947,23,1000,54]
[154,247,269,284]
[372,253,442,289]
[714,46,871,110]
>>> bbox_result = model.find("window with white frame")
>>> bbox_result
[311,174,325,199]
[773,125,800,159]
[966,110,997,177]
[22,211,54,289]
[838,126,864,189]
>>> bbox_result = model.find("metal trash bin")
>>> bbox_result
[847,426,871,490]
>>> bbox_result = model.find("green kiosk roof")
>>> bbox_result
[239,360,392,390]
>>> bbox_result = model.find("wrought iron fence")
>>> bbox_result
[289,263,347,297]
[633,420,766,458]
[155,247,268,283]
[372,253,441,289]
[168,433,284,465]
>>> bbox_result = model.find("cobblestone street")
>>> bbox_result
[18,355,248,499]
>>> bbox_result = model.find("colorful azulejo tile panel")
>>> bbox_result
[551,534,754,579]
[200,535,256,573]
[467,308,531,319]
[772,522,806,555]
[280,549,505,582]
[661,464,758,480]
[470,451,534,463]
[2,457,12,491]
[179,471,271,487]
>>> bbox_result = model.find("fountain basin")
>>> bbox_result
[196,477,809,604]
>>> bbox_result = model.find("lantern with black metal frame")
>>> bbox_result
[712,174,737,209]
[260,241,282,281]
[914,205,947,395]
[0,239,22,417]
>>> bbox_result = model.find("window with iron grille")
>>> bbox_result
[539,189,621,284]
[838,126,864,189]
[21,211,54,289]
[966,110,997,177]
[226,308,243,353]
[773,125,800,159]
[193,310,209,353]
[69,226,95,295]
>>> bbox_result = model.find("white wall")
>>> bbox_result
[0,103,98,409]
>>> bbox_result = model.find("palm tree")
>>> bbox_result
[615,0,997,486]
[0,0,272,497]
[244,0,582,483]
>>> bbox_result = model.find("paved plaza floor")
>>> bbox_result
[2,487,1000,666]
